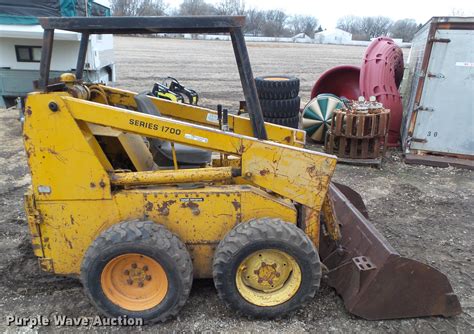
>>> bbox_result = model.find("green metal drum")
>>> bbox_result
[302,94,344,142]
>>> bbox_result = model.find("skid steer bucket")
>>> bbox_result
[320,183,462,320]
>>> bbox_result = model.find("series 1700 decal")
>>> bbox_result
[129,118,182,135]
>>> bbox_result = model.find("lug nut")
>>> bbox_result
[123,270,130,275]
[145,275,152,281]
[275,272,281,277]
[131,263,137,269]
[127,279,133,285]
[138,281,144,288]
[272,263,277,268]
[143,265,149,271]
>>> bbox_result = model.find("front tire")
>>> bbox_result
[81,221,193,323]
[213,218,321,318]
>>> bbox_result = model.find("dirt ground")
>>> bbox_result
[0,37,472,333]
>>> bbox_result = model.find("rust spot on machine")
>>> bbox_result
[231,199,241,211]
[156,200,176,216]
[259,168,270,176]
[319,183,462,320]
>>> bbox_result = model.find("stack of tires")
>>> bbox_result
[255,76,300,129]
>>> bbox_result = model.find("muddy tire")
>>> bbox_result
[81,221,193,323]
[265,115,300,129]
[213,218,321,318]
[255,76,300,100]
[260,96,300,118]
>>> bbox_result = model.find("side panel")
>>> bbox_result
[410,29,474,155]
[34,185,296,278]
[24,93,111,201]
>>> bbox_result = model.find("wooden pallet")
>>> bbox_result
[325,109,389,166]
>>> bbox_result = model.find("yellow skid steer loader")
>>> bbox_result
[22,16,461,323]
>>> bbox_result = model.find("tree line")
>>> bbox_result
[337,16,422,42]
[110,0,421,41]
[110,0,321,37]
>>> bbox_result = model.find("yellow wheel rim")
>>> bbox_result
[101,253,168,311]
[264,77,290,81]
[235,249,302,306]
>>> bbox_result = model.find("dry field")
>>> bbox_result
[0,37,472,333]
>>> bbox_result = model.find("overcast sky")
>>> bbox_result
[100,0,474,29]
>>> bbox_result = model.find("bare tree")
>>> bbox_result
[336,15,361,34]
[389,19,419,42]
[215,0,245,15]
[111,0,168,16]
[289,15,319,38]
[179,0,215,15]
[450,8,465,16]
[244,8,265,36]
[337,15,392,40]
[261,10,287,37]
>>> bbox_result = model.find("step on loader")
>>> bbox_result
[22,16,461,323]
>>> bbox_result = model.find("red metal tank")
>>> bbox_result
[360,37,404,146]
[311,65,361,100]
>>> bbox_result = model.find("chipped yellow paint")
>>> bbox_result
[23,88,335,279]
[34,185,296,277]
[24,189,44,257]
[62,95,336,210]
[24,94,111,201]
[110,167,235,186]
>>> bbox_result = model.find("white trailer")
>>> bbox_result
[0,0,114,108]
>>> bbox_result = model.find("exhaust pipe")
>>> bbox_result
[320,183,462,320]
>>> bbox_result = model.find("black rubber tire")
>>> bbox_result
[213,218,321,318]
[255,76,300,100]
[81,221,193,323]
[265,115,300,129]
[260,96,300,118]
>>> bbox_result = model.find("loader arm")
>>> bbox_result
[95,85,306,148]
[34,93,337,212]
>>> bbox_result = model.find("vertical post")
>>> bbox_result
[230,28,267,140]
[39,29,54,90]
[76,32,90,80]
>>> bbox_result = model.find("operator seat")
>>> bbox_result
[134,93,212,167]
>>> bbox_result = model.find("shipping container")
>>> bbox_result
[400,17,473,168]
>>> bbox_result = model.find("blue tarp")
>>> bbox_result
[0,0,109,25]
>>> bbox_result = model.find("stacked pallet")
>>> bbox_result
[325,99,390,166]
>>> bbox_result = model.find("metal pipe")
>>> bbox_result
[230,27,267,140]
[110,167,241,186]
[170,142,179,170]
[39,29,54,90]
[76,32,90,80]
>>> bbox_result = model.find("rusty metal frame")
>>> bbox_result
[37,16,268,140]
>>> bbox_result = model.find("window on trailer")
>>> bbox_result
[15,46,42,62]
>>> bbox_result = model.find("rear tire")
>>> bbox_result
[265,115,300,129]
[81,221,193,323]
[260,96,300,118]
[213,218,321,318]
[255,76,300,100]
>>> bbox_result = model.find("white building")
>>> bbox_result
[314,29,352,44]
